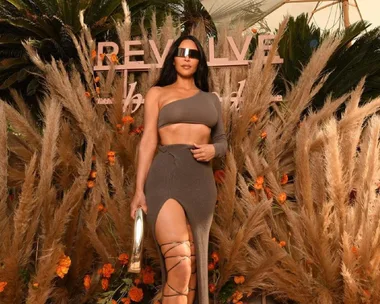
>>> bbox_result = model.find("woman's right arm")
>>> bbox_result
[130,86,161,219]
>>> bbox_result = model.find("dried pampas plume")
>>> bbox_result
[1,2,380,304]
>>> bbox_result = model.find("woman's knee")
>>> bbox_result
[167,256,192,285]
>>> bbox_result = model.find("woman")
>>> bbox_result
[130,35,227,304]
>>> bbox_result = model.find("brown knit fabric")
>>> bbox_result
[157,91,227,157]
[144,91,227,303]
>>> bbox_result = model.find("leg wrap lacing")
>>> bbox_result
[159,240,197,297]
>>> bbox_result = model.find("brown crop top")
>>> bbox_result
[157,90,227,158]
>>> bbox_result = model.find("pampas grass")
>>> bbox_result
[1,3,380,304]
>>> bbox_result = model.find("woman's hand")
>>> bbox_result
[190,143,215,162]
[130,190,148,220]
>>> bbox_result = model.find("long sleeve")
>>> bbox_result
[211,94,227,158]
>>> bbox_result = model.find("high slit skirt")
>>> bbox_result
[144,143,217,304]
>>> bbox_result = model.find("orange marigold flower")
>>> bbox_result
[121,298,131,304]
[143,265,153,272]
[281,174,289,185]
[277,192,287,204]
[122,115,134,124]
[90,170,97,179]
[87,180,95,189]
[250,114,258,123]
[134,125,144,134]
[108,155,115,161]
[253,176,264,190]
[234,275,245,284]
[251,28,257,34]
[107,151,116,157]
[101,263,115,278]
[100,53,105,60]
[85,91,91,98]
[56,266,68,278]
[59,254,71,268]
[96,87,100,94]
[279,241,286,248]
[111,53,118,63]
[112,300,117,304]
[232,290,243,302]
[0,282,7,292]
[129,286,144,302]
[98,203,106,212]
[84,275,91,291]
[264,187,273,199]
[208,283,216,293]
[261,131,267,139]
[130,126,144,134]
[56,254,71,278]
[211,251,219,264]
[32,282,39,289]
[142,271,155,285]
[208,262,215,271]
[214,170,225,184]
[256,176,264,185]
[101,278,109,291]
[118,253,129,265]
[141,266,154,284]
[91,50,97,59]
[94,76,100,83]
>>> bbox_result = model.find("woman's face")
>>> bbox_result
[174,39,200,78]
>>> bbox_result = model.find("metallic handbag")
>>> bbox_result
[128,207,144,273]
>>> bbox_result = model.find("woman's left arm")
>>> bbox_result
[210,94,227,158]
[191,94,227,161]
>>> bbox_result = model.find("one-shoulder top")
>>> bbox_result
[157,90,227,158]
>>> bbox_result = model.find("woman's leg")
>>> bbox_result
[155,198,193,304]
[186,219,197,304]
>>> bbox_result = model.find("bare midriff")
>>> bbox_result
[158,123,211,146]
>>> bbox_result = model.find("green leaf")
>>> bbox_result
[3,17,48,39]
[218,280,235,304]
[26,77,39,96]
[0,34,20,44]
[0,57,27,70]
[16,67,29,82]
[19,267,30,284]
[0,72,19,89]
[32,0,58,15]
[4,0,31,10]
[122,278,133,285]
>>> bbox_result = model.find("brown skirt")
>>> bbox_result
[144,143,217,304]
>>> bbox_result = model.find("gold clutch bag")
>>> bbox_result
[128,207,144,273]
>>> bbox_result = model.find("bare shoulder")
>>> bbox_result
[145,86,163,105]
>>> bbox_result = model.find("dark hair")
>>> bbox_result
[154,35,209,92]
